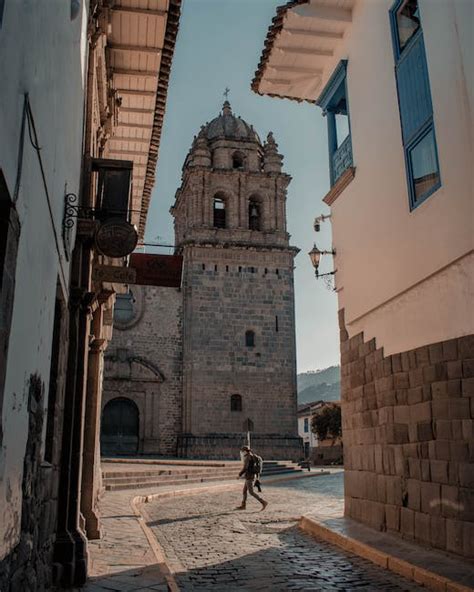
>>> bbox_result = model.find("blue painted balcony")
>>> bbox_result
[332,135,353,185]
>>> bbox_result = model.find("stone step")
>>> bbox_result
[103,465,300,482]
[102,461,300,479]
[102,464,303,490]
[104,467,303,491]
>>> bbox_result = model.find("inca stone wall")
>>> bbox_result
[103,286,183,456]
[340,309,474,558]
[0,376,58,591]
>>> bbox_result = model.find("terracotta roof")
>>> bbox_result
[251,0,311,103]
[140,0,181,240]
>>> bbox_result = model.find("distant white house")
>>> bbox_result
[297,402,320,456]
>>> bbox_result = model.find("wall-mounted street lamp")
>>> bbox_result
[313,213,331,232]
[308,243,336,280]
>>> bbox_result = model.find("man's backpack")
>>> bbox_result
[249,453,263,476]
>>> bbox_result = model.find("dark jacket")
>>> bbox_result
[239,452,256,479]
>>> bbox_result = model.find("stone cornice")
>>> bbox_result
[178,239,300,255]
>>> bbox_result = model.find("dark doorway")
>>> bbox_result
[101,397,139,456]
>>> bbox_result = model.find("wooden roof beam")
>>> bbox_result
[281,27,343,40]
[115,89,157,98]
[119,107,155,115]
[116,122,152,130]
[109,149,149,156]
[110,136,151,145]
[268,65,323,75]
[113,69,158,78]
[293,5,352,23]
[111,6,167,17]
[276,46,333,57]
[109,44,162,55]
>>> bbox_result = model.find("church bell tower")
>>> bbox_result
[171,100,301,459]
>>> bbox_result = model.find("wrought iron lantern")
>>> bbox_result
[308,243,336,287]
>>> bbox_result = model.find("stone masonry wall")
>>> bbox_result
[103,286,183,456]
[340,309,474,558]
[182,245,300,457]
[178,434,302,461]
[0,376,57,591]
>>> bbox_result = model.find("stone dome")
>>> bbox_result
[203,101,261,144]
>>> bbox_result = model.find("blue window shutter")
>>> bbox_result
[396,33,433,144]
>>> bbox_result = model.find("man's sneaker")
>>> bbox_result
[260,501,268,512]
[235,504,246,510]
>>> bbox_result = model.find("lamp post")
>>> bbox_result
[308,244,336,279]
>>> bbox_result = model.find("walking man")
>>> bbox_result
[235,446,268,511]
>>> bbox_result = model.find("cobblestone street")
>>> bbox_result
[143,473,424,591]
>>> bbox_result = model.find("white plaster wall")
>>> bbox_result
[0,0,88,559]
[298,415,318,447]
[322,0,473,350]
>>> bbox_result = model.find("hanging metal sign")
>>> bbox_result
[95,219,138,258]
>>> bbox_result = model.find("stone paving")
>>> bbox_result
[143,473,424,592]
[79,488,168,592]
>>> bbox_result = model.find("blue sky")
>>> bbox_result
[145,0,340,372]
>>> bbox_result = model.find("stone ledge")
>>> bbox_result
[299,515,474,592]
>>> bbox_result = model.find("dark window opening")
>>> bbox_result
[304,417,309,433]
[245,330,255,348]
[276,269,279,275]
[239,266,242,273]
[202,263,206,270]
[214,264,218,272]
[249,200,261,231]
[264,268,268,275]
[226,265,229,272]
[232,152,245,170]
[231,394,242,412]
[275,316,279,332]
[213,197,226,228]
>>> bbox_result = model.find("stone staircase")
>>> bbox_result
[101,459,303,491]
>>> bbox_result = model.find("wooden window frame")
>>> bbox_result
[389,0,441,210]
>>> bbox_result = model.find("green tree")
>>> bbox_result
[311,405,342,442]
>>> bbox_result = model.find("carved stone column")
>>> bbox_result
[53,284,92,588]
[80,307,107,539]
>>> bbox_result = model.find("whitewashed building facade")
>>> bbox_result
[253,0,473,557]
[0,1,181,589]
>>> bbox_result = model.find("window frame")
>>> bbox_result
[316,60,353,187]
[389,0,441,210]
[389,0,421,60]
[304,417,309,433]
[404,120,441,208]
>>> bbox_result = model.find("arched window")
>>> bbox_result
[213,196,226,228]
[245,330,255,348]
[114,290,135,323]
[248,199,261,231]
[232,152,245,170]
[231,394,242,412]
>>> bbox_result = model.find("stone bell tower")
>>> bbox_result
[171,101,302,460]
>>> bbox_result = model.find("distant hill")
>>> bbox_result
[297,366,341,404]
